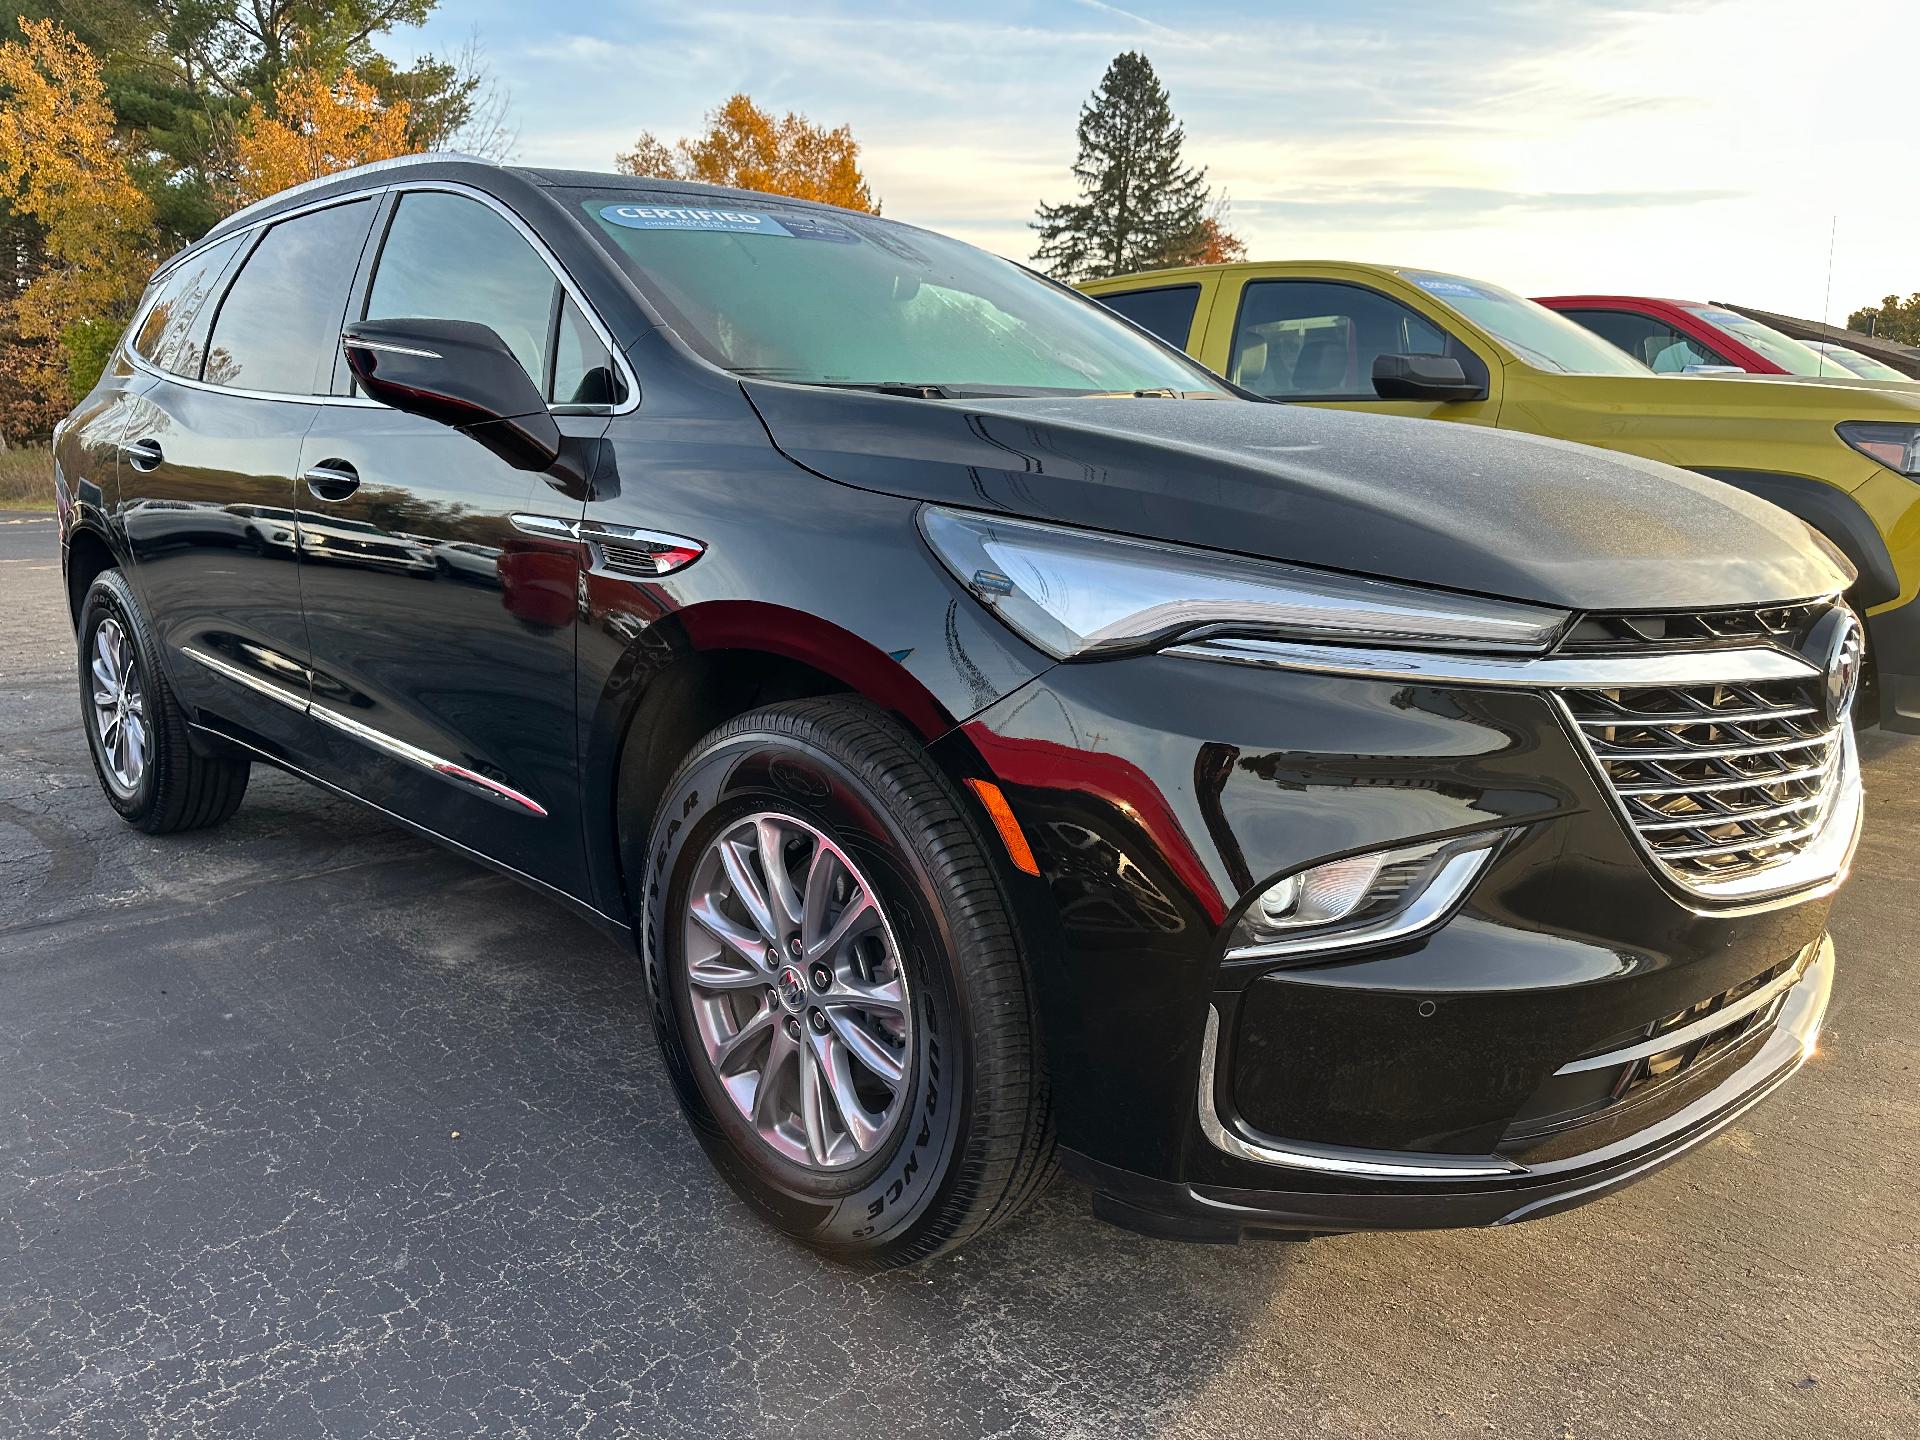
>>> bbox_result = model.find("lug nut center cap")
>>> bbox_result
[775,965,810,1014]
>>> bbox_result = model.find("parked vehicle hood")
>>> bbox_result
[743,384,1850,612]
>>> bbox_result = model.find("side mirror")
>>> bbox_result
[342,318,562,472]
[1371,352,1488,403]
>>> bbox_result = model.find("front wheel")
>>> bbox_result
[641,699,1053,1268]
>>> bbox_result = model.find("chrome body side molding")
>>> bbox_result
[181,646,547,817]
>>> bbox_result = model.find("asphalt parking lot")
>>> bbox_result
[2,510,1917,1439]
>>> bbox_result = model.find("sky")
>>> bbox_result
[391,0,1916,322]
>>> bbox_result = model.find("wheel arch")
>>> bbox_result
[589,602,985,925]
[63,520,125,629]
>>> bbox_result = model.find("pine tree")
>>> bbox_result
[1032,52,1211,283]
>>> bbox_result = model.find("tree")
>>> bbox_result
[232,67,413,205]
[7,3,496,247]
[1032,52,1211,282]
[1184,192,1247,265]
[0,18,153,433]
[616,94,878,213]
[1849,294,1920,347]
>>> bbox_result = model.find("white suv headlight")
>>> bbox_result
[921,507,1569,661]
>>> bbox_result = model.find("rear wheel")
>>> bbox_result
[641,698,1053,1268]
[78,569,250,834]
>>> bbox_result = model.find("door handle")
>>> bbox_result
[302,460,361,501]
[122,437,163,472]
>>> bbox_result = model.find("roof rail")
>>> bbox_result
[207,151,493,237]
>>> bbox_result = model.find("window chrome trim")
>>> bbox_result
[181,645,547,817]
[129,176,638,415]
[205,152,488,239]
[1197,1007,1524,1179]
[1168,636,1821,688]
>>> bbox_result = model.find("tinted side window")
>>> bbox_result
[366,191,559,386]
[1230,280,1472,399]
[1096,285,1201,347]
[133,234,245,375]
[550,296,627,407]
[205,200,375,393]
[1560,308,1727,372]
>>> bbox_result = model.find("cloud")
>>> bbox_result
[395,0,1916,317]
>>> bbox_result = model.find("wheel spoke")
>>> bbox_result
[710,999,775,1073]
[125,689,144,716]
[799,1044,834,1165]
[688,893,770,971]
[719,836,779,944]
[805,888,875,963]
[823,971,905,1015]
[752,1026,799,1129]
[686,954,768,992]
[824,1006,905,1086]
[91,654,117,700]
[756,818,804,937]
[811,1030,884,1153]
[99,713,120,748]
[122,715,146,778]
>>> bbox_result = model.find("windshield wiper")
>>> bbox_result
[729,370,956,399]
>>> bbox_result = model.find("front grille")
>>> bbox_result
[1562,601,1826,652]
[1555,599,1853,896]
[1562,674,1845,888]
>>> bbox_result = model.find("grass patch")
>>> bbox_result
[0,445,54,510]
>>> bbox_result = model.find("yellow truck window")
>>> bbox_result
[1229,279,1461,399]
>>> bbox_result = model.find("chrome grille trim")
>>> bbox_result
[1555,665,1860,900]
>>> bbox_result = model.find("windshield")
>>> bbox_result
[576,191,1229,396]
[1682,308,1855,378]
[1808,344,1908,382]
[1400,271,1650,376]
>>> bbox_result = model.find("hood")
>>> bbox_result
[743,384,1851,612]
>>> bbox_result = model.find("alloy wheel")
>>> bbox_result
[681,812,913,1171]
[90,616,147,795]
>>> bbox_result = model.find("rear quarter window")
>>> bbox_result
[131,234,245,375]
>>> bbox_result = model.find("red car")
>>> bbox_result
[1536,294,1861,379]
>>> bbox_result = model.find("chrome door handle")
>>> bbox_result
[122,437,163,472]
[302,460,360,501]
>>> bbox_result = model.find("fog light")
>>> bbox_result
[1229,832,1508,961]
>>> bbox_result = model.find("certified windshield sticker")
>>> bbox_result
[1409,275,1484,299]
[599,204,793,236]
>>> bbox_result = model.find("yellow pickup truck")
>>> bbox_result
[1082,261,1920,732]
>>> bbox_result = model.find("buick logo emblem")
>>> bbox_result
[776,965,809,1013]
[1821,610,1865,726]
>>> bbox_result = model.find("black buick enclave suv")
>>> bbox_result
[53,156,1861,1266]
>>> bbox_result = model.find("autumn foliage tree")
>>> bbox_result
[618,94,877,213]
[1849,294,1920,347]
[0,19,155,430]
[233,68,414,206]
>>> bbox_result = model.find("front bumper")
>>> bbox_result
[939,648,1852,1241]
[1068,937,1831,1241]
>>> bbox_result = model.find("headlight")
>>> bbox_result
[1837,421,1920,478]
[921,507,1568,661]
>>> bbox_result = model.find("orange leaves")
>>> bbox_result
[0,19,153,421]
[233,68,415,207]
[617,94,878,214]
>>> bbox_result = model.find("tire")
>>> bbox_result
[641,698,1053,1268]
[78,569,250,835]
